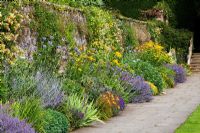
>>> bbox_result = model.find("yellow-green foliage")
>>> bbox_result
[84,6,123,61]
[135,41,173,66]
[12,98,45,133]
[0,7,24,102]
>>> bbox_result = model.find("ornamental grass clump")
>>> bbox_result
[60,93,101,130]
[120,71,153,103]
[11,97,45,133]
[96,91,125,120]
[0,114,36,133]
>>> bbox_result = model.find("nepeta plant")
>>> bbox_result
[120,71,153,103]
[166,64,186,83]
[0,114,35,133]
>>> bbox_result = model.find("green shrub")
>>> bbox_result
[148,21,192,63]
[33,3,65,71]
[84,6,123,61]
[47,0,104,7]
[105,0,158,19]
[157,66,175,88]
[5,60,36,100]
[79,65,131,103]
[119,21,139,51]
[154,0,176,26]
[124,57,164,92]
[0,78,7,102]
[159,25,192,63]
[44,109,69,133]
[12,97,45,132]
[62,78,84,95]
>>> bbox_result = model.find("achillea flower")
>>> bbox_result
[112,59,120,66]
[115,51,122,58]
[87,56,95,61]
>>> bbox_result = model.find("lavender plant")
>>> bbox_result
[0,114,36,133]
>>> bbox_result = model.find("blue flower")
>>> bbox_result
[42,37,47,41]
[48,41,53,46]
[74,47,81,55]
[49,35,54,40]
[42,45,47,49]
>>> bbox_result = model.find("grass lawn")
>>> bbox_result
[175,105,200,133]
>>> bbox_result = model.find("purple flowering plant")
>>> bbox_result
[165,64,186,83]
[119,97,125,110]
[35,71,65,108]
[0,103,35,133]
[120,71,153,103]
[0,114,36,133]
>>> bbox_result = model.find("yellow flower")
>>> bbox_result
[112,59,120,66]
[8,60,14,65]
[146,81,159,95]
[87,56,95,61]
[9,13,15,19]
[115,51,122,58]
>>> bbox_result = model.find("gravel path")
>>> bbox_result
[73,74,200,133]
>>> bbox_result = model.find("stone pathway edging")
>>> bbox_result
[73,74,200,133]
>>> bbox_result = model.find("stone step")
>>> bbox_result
[190,65,200,68]
[192,54,200,57]
[192,70,200,73]
[193,53,200,55]
[191,58,200,60]
[191,66,200,69]
[191,57,200,59]
[190,62,200,66]
[191,62,200,64]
